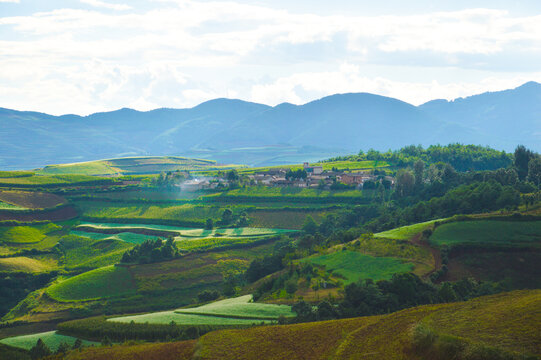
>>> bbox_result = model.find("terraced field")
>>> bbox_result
[0,330,97,351]
[195,290,541,359]
[0,223,61,244]
[46,265,136,301]
[0,190,66,209]
[109,295,293,325]
[375,219,440,240]
[303,250,414,284]
[59,235,133,269]
[0,256,54,272]
[430,220,541,247]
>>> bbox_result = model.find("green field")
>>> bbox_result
[375,219,439,240]
[175,295,295,319]
[37,156,245,176]
[0,331,97,351]
[205,187,366,203]
[237,160,389,174]
[0,223,61,244]
[0,201,24,210]
[70,230,162,244]
[303,250,414,284]
[46,265,136,301]
[430,220,541,247]
[59,235,133,269]
[0,173,109,186]
[0,256,54,272]
[108,295,293,325]
[176,236,272,252]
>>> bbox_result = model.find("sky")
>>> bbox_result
[1,0,541,115]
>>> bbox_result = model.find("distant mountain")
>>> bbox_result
[1,82,540,169]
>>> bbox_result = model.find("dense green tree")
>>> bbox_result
[514,145,535,180]
[302,215,318,235]
[413,159,425,190]
[527,156,541,186]
[29,339,51,360]
[205,218,214,230]
[395,169,415,197]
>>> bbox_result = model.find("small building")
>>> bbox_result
[303,162,323,175]
[341,173,371,185]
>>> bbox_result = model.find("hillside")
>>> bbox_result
[1,82,540,169]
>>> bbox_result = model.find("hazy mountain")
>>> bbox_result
[1,82,539,169]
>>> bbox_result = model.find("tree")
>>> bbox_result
[205,218,214,230]
[514,145,535,180]
[413,160,425,190]
[226,170,239,181]
[56,342,71,355]
[29,339,51,359]
[101,336,112,347]
[527,156,541,186]
[302,215,318,235]
[395,169,415,197]
[221,209,233,224]
[72,338,83,350]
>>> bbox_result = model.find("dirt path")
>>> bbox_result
[411,232,441,278]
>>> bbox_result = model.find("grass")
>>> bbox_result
[237,160,389,174]
[46,265,136,301]
[0,201,24,210]
[70,230,162,245]
[0,223,61,243]
[303,250,414,284]
[247,210,329,230]
[0,173,107,186]
[0,331,97,351]
[59,235,133,269]
[175,236,273,252]
[58,340,196,360]
[108,311,273,325]
[37,156,244,176]
[174,295,295,319]
[0,256,53,272]
[0,190,66,209]
[207,186,365,199]
[195,290,541,359]
[375,219,440,240]
[430,220,541,247]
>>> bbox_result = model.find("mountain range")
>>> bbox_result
[1,82,540,169]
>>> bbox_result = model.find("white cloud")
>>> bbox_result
[1,2,541,114]
[0,0,20,3]
[80,0,131,11]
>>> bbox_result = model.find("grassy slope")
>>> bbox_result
[59,235,133,269]
[208,187,365,199]
[174,295,295,319]
[303,250,413,284]
[0,257,53,272]
[196,290,541,359]
[60,340,196,360]
[46,265,136,301]
[430,220,541,247]
[0,223,61,244]
[107,311,273,325]
[0,331,97,351]
[375,219,439,240]
[0,190,66,209]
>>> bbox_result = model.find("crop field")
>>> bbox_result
[108,311,273,325]
[59,235,133,269]
[247,210,329,230]
[70,230,161,244]
[0,190,67,209]
[237,160,389,174]
[38,156,245,176]
[375,219,440,240]
[46,265,136,301]
[196,290,541,359]
[75,201,225,225]
[175,236,273,252]
[0,201,23,210]
[58,340,196,360]
[0,223,61,244]
[209,187,365,198]
[348,236,433,276]
[303,250,414,284]
[0,256,54,272]
[429,220,541,247]
[175,295,295,319]
[0,173,109,186]
[108,295,292,325]
[0,331,97,351]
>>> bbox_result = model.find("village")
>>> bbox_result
[175,162,394,191]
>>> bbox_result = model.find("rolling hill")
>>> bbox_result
[1,82,540,169]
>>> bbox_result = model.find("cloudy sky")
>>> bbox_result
[1,0,541,115]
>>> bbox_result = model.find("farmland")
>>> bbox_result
[0,173,112,187]
[0,256,54,272]
[302,250,414,284]
[237,160,389,174]
[109,295,293,325]
[429,220,541,247]
[375,219,439,240]
[195,290,541,359]
[0,223,61,244]
[46,265,136,301]
[37,156,245,176]
[0,190,66,209]
[0,330,97,351]
[58,235,133,269]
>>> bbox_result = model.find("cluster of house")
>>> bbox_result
[246,163,393,189]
